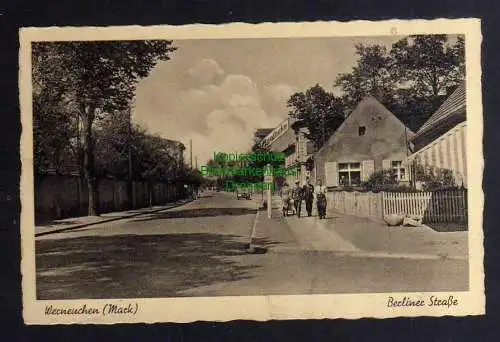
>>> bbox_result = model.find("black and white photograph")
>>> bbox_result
[20,20,484,324]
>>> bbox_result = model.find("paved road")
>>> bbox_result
[35,191,468,299]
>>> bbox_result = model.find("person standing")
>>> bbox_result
[302,178,315,217]
[292,180,303,217]
[315,179,328,219]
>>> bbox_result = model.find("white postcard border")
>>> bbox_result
[20,19,484,324]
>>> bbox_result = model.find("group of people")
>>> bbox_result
[280,178,328,219]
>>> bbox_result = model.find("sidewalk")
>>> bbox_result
[262,195,361,253]
[35,198,193,236]
[320,209,468,260]
[268,195,467,260]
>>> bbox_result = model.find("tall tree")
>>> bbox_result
[287,84,344,150]
[333,35,465,131]
[390,35,465,98]
[334,44,396,113]
[389,35,465,130]
[93,111,131,180]
[134,131,177,207]
[33,44,79,174]
[33,40,177,215]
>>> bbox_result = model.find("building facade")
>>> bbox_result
[168,140,186,166]
[314,97,414,188]
[406,83,467,187]
[260,118,314,187]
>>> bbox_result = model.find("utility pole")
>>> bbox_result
[195,156,198,169]
[267,164,272,219]
[190,139,193,169]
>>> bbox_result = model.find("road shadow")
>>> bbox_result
[133,207,258,222]
[35,232,268,300]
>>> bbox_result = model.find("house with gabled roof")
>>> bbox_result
[406,83,467,187]
[315,96,414,188]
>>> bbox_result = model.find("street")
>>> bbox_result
[35,191,468,299]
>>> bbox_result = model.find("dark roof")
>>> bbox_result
[415,83,466,137]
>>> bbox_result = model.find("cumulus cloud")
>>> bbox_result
[262,83,297,120]
[134,59,286,166]
[187,59,225,87]
[266,83,297,104]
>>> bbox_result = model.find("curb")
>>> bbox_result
[35,199,194,237]
[268,246,468,261]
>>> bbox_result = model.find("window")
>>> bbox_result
[358,126,366,136]
[338,162,361,186]
[392,161,406,181]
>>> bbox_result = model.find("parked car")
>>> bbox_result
[236,189,252,200]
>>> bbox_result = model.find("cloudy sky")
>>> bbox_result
[133,36,402,166]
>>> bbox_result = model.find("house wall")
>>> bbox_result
[409,122,467,187]
[315,98,412,187]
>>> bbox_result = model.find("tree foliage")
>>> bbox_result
[333,35,465,132]
[390,35,464,98]
[134,130,177,183]
[93,113,188,186]
[362,169,398,192]
[414,164,458,191]
[287,84,344,149]
[335,44,396,111]
[32,40,177,215]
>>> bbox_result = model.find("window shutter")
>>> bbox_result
[362,160,375,181]
[382,159,391,170]
[324,162,338,187]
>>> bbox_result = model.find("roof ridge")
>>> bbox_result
[416,82,466,135]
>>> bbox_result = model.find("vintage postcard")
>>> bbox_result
[20,19,484,324]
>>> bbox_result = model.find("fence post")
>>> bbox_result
[381,192,385,218]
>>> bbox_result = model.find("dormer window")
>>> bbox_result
[358,126,366,136]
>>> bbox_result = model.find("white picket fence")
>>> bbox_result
[328,189,467,223]
[382,190,467,223]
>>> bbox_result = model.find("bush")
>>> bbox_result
[414,164,458,191]
[387,184,416,193]
[362,169,399,192]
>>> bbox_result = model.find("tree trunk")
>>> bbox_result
[148,181,154,208]
[149,187,153,208]
[82,106,98,216]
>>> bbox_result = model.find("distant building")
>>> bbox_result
[406,83,467,187]
[260,118,314,187]
[315,97,414,188]
[164,139,186,166]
